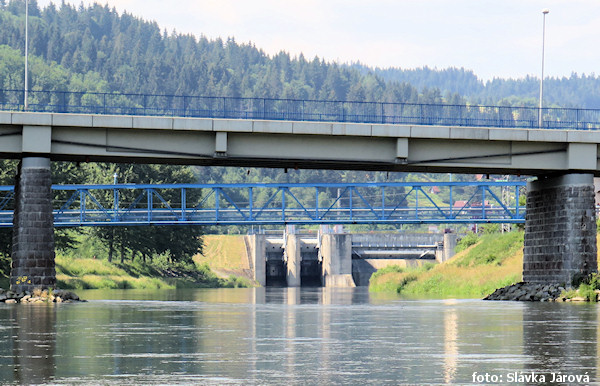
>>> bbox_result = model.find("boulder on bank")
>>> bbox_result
[0,288,84,303]
[484,282,567,302]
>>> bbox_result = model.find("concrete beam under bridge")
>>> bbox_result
[2,112,600,175]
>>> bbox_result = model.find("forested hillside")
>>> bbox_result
[366,65,600,108]
[2,1,599,107]
[0,0,433,103]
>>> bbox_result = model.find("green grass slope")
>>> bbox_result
[369,231,524,298]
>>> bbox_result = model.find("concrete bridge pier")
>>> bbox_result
[321,234,355,288]
[10,157,56,292]
[523,173,597,285]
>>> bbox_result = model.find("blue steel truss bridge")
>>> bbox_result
[0,181,526,227]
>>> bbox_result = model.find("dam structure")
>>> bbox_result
[1,91,599,290]
[246,227,457,287]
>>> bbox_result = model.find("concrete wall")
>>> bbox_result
[245,234,266,287]
[441,233,457,263]
[321,234,355,287]
[285,234,301,287]
[524,174,597,284]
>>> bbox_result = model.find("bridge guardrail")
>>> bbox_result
[1,89,599,130]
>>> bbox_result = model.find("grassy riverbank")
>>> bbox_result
[0,234,254,290]
[55,255,253,290]
[195,235,253,279]
[369,231,524,298]
[53,232,255,290]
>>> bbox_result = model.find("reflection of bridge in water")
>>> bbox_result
[0,181,525,227]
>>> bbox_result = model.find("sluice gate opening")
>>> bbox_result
[265,241,287,287]
[300,250,322,287]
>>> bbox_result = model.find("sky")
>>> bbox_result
[35,0,600,81]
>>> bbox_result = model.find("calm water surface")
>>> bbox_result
[0,287,599,385]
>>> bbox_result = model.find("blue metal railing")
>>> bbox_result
[1,89,599,130]
[0,181,526,226]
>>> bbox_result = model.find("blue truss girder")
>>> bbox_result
[0,181,527,227]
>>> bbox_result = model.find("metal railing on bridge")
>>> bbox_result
[1,89,599,130]
[0,181,526,227]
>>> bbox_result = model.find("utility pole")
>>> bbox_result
[538,9,549,128]
[24,0,29,110]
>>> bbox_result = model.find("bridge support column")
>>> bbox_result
[10,157,55,292]
[286,234,301,287]
[321,234,355,287]
[524,173,597,285]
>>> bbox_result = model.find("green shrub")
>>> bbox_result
[421,262,436,271]
[455,233,479,253]
[370,265,405,281]
[480,224,500,234]
[396,273,418,293]
[370,264,434,293]
[578,283,598,301]
[222,275,253,288]
[586,272,600,289]
[560,288,578,299]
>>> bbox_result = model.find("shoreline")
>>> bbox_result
[0,288,83,303]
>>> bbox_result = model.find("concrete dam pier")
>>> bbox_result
[246,231,457,287]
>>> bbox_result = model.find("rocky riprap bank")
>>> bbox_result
[0,288,83,304]
[484,282,568,302]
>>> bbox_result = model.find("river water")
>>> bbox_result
[0,287,598,385]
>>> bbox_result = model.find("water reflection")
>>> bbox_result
[443,300,458,384]
[0,289,599,384]
[11,305,56,384]
[523,303,597,381]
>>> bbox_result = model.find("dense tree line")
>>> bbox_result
[0,0,429,103]
[2,1,599,107]
[366,64,600,109]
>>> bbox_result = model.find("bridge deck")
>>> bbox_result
[2,90,600,175]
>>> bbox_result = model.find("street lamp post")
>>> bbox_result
[24,0,29,110]
[538,8,549,128]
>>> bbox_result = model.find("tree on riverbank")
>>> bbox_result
[0,159,203,278]
[81,163,204,264]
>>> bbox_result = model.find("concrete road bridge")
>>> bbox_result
[1,90,599,290]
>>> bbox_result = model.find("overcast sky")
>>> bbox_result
[35,0,600,80]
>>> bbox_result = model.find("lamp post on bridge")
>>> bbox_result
[538,8,549,128]
[24,0,29,110]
